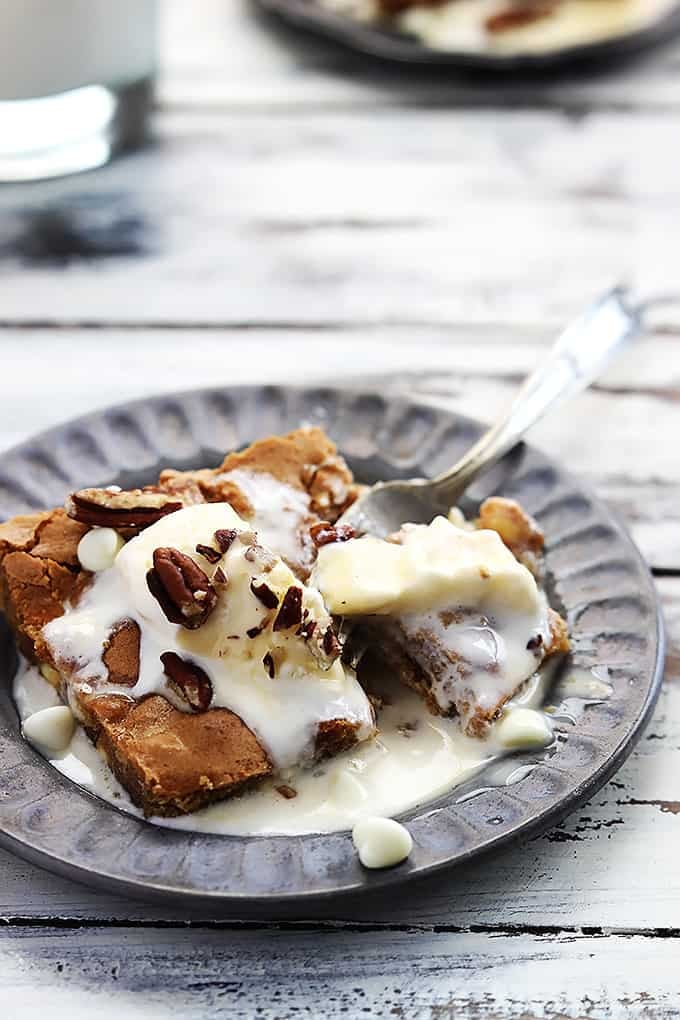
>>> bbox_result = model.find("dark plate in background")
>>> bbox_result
[0,385,664,907]
[255,0,680,69]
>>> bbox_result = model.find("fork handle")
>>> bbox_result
[431,286,642,505]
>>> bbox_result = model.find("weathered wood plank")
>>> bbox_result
[160,0,680,113]
[2,107,680,326]
[1,926,678,1019]
[1,577,676,928]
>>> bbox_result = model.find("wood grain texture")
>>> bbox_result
[2,926,680,1019]
[2,105,680,326]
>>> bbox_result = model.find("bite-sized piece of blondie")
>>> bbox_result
[80,693,273,816]
[313,504,569,737]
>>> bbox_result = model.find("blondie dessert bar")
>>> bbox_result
[0,429,374,816]
[1,425,569,819]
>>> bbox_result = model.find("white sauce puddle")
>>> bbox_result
[13,657,560,835]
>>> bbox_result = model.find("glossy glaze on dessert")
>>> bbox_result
[14,655,559,835]
[312,514,552,730]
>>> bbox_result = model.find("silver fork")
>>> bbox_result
[338,286,642,537]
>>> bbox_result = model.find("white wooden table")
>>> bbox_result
[2,2,680,1015]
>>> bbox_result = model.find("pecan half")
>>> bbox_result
[67,488,181,530]
[273,586,303,631]
[147,547,217,629]
[309,521,356,547]
[161,651,213,712]
[250,580,279,610]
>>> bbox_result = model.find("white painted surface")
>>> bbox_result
[1,0,679,1014]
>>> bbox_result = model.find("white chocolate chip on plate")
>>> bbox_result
[23,706,76,753]
[77,527,125,572]
[352,816,413,869]
[495,708,553,750]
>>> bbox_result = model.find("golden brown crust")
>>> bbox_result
[547,607,571,656]
[0,550,79,663]
[159,428,358,526]
[30,510,89,566]
[477,496,544,575]
[0,512,51,557]
[80,693,273,816]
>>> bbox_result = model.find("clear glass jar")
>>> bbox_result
[0,0,157,182]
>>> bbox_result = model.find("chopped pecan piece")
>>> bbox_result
[250,580,279,610]
[263,651,276,679]
[273,586,303,631]
[215,528,238,553]
[147,547,217,629]
[66,488,181,530]
[309,521,356,547]
[244,544,276,571]
[275,784,297,800]
[160,651,213,712]
[195,543,222,564]
[213,566,228,587]
[526,634,543,652]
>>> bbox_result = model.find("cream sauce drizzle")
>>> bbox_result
[14,658,557,835]
[42,503,374,769]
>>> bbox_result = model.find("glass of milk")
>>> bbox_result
[0,0,158,182]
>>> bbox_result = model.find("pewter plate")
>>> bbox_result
[0,386,664,906]
[255,0,680,69]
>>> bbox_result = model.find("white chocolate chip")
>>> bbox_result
[23,706,76,753]
[495,708,553,750]
[77,527,124,572]
[352,816,413,869]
